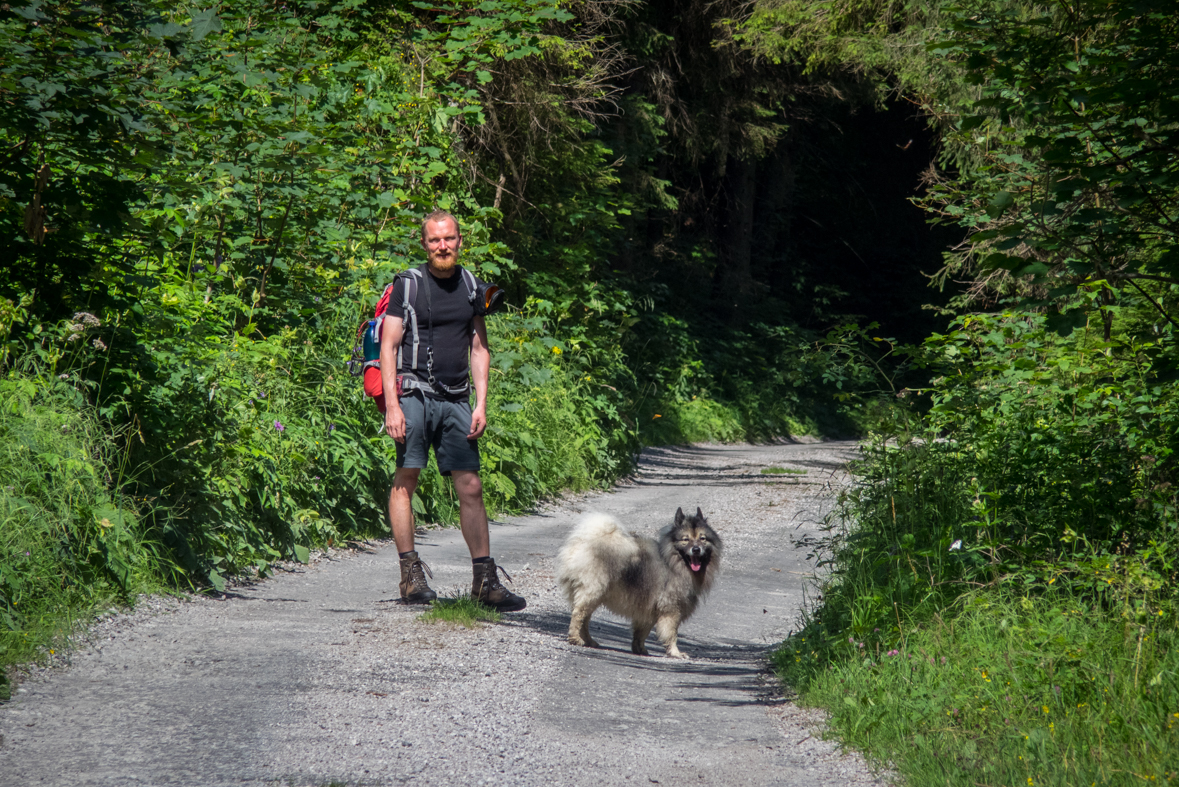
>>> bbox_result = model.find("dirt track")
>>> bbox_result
[0,440,885,787]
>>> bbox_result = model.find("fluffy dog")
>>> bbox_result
[557,507,721,659]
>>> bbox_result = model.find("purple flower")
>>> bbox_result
[886,649,899,657]
[274,420,284,432]
[328,423,335,433]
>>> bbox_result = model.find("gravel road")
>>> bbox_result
[0,440,886,787]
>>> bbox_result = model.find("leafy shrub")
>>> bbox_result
[0,374,169,667]
[778,311,1179,784]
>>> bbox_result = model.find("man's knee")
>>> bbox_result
[451,470,483,500]
[391,468,421,497]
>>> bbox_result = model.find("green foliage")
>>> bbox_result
[417,593,503,627]
[779,308,1179,783]
[925,0,1179,328]
[776,592,1179,786]
[0,372,170,668]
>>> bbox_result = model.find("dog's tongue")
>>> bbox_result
[689,559,702,572]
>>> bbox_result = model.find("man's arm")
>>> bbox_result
[380,313,406,441]
[468,315,490,439]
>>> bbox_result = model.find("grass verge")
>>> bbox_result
[1,378,171,681]
[761,466,806,475]
[775,591,1178,786]
[417,594,503,627]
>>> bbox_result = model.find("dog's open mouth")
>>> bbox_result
[688,558,703,572]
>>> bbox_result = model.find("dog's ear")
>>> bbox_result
[696,506,705,522]
[674,507,684,526]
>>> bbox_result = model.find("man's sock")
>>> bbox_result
[399,551,416,559]
[472,556,492,564]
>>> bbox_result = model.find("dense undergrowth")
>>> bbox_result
[774,313,1179,785]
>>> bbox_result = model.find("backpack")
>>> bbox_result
[351,264,487,414]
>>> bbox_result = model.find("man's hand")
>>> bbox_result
[385,405,407,442]
[467,404,487,440]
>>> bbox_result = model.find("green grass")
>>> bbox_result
[417,593,503,627]
[761,466,806,475]
[775,591,1179,786]
[0,377,171,676]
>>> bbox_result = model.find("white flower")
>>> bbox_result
[949,539,962,551]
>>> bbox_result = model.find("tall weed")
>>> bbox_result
[0,375,169,668]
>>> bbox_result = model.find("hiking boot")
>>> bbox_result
[472,558,526,612]
[398,551,437,604]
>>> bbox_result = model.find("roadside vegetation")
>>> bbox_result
[760,1,1179,784]
[418,595,503,628]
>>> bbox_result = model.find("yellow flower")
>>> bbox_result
[551,346,562,355]
[1042,705,1050,714]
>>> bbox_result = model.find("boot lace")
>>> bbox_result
[477,562,514,593]
[409,557,433,586]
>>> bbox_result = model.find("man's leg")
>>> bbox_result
[452,469,526,612]
[451,470,490,559]
[390,466,435,603]
[388,467,422,552]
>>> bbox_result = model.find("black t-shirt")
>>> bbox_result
[385,266,480,399]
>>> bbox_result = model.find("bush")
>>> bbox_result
[0,374,169,668]
[774,311,1179,784]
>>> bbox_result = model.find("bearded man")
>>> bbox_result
[378,209,526,611]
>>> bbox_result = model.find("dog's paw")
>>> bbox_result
[568,635,601,648]
[665,649,688,659]
[631,644,650,656]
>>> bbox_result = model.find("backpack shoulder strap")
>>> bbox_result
[459,266,477,304]
[396,267,425,372]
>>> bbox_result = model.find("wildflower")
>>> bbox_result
[653,414,661,419]
[941,656,947,664]
[274,420,285,432]
[328,424,335,433]
[73,311,101,328]
[886,649,899,657]
[93,338,107,351]
[551,345,562,355]
[58,373,68,380]
[949,539,962,551]
[1042,705,1050,714]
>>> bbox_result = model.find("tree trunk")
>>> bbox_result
[713,155,756,317]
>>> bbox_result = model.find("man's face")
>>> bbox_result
[422,218,461,273]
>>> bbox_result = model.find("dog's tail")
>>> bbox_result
[556,512,638,606]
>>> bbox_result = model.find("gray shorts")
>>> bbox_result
[395,392,481,476]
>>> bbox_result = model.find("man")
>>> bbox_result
[378,209,526,612]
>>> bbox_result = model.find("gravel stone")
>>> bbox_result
[0,440,888,786]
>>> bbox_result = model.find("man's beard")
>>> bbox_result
[428,250,457,273]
